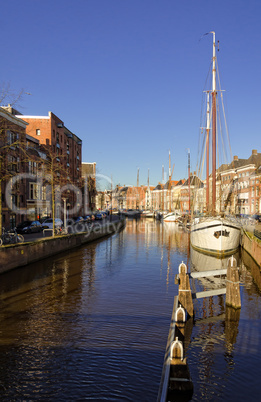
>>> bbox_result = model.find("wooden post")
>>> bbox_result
[175,305,186,343]
[226,256,241,309]
[178,262,194,317]
[225,306,241,345]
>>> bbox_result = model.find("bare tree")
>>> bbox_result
[0,85,29,234]
[0,111,27,234]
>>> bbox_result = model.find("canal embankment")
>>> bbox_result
[0,216,126,274]
[241,223,261,267]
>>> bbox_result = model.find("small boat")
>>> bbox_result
[163,211,181,222]
[122,209,141,219]
[190,32,241,256]
[142,210,154,218]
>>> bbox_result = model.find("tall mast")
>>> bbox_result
[168,150,172,212]
[188,149,191,215]
[211,31,217,214]
[168,150,171,183]
[162,165,164,211]
[206,91,210,212]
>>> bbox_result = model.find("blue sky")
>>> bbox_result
[1,0,260,190]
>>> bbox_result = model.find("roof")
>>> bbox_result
[183,175,204,187]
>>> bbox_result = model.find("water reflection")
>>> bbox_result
[188,245,261,402]
[0,220,189,401]
[0,221,260,401]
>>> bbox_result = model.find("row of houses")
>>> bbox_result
[96,149,261,216]
[0,105,96,230]
[1,103,260,230]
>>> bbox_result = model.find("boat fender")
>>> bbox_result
[171,337,184,361]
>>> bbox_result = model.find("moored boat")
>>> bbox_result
[163,211,181,222]
[190,216,241,257]
[122,209,141,218]
[190,32,241,256]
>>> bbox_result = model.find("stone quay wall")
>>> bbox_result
[0,218,126,274]
[241,229,261,267]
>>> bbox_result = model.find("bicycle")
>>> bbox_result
[0,228,12,245]
[7,228,24,244]
[55,226,67,235]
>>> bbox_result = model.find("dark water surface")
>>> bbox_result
[0,220,260,401]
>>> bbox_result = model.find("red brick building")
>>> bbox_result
[15,111,82,187]
[0,107,28,229]
[15,111,83,217]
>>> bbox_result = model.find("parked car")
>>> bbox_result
[95,212,103,220]
[42,218,63,230]
[72,216,84,223]
[16,220,42,234]
[83,215,92,223]
[251,214,261,222]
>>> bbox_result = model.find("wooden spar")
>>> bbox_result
[162,165,164,211]
[212,90,217,213]
[206,91,210,213]
[168,151,175,212]
[211,31,217,214]
[169,150,171,212]
[188,149,191,215]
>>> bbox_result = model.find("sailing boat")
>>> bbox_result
[163,150,181,222]
[190,32,241,257]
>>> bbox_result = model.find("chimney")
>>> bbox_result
[234,155,238,161]
[252,149,258,155]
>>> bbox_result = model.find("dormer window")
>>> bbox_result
[36,129,40,136]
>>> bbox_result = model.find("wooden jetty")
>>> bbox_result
[157,256,241,402]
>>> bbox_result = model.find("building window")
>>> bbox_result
[36,129,40,136]
[42,186,46,201]
[7,130,18,145]
[8,155,17,172]
[29,183,40,200]
[32,162,37,174]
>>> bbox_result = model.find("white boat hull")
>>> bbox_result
[190,217,241,256]
[163,212,181,222]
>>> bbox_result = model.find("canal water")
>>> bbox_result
[0,219,260,401]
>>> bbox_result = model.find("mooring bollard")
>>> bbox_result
[226,256,241,309]
[178,262,194,317]
[170,337,184,362]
